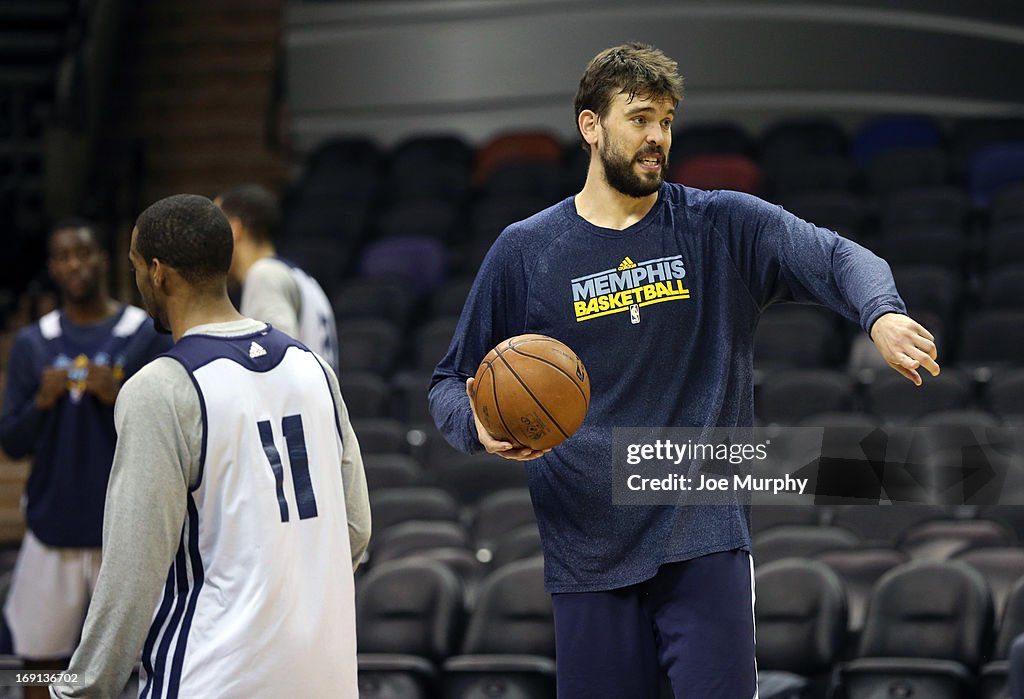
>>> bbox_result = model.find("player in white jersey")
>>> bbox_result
[215,184,339,369]
[50,194,370,699]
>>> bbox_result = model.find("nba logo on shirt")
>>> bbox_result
[629,304,640,324]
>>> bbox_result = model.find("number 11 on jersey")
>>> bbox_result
[257,414,319,522]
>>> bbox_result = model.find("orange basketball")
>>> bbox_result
[471,334,590,450]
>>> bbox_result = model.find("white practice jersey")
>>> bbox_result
[282,258,338,370]
[138,328,357,699]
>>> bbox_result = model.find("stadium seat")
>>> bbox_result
[672,121,753,159]
[828,506,947,546]
[759,117,847,164]
[815,547,910,635]
[755,559,848,699]
[431,277,474,319]
[370,520,472,565]
[880,186,970,230]
[978,577,1024,699]
[957,310,1024,369]
[363,454,424,491]
[890,264,962,330]
[489,524,544,570]
[388,134,473,206]
[282,196,370,245]
[984,224,1024,272]
[987,368,1024,424]
[442,557,555,699]
[352,418,410,455]
[432,453,530,506]
[668,154,762,194]
[864,370,972,424]
[980,266,1024,311]
[470,489,536,563]
[779,190,868,242]
[390,370,435,424]
[969,143,1024,207]
[358,235,448,296]
[754,305,845,370]
[374,200,461,242]
[897,518,1014,560]
[480,160,565,201]
[339,370,390,419]
[752,525,861,565]
[414,316,460,372]
[864,146,949,195]
[757,369,856,425]
[990,182,1024,228]
[473,131,563,185]
[276,236,351,295]
[878,224,968,273]
[952,118,1024,175]
[764,155,855,197]
[953,547,1024,623]
[332,276,419,329]
[838,559,994,699]
[336,318,403,376]
[301,135,384,203]
[356,558,464,699]
[850,115,944,166]
[750,503,821,537]
[369,487,461,533]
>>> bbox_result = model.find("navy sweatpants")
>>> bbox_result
[551,549,757,699]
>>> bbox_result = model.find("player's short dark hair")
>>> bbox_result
[135,194,234,286]
[216,184,280,243]
[573,43,685,150]
[47,216,105,251]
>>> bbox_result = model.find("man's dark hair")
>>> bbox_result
[574,43,685,150]
[135,194,234,286]
[48,216,105,251]
[216,184,280,243]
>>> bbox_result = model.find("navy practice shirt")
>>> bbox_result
[429,183,906,593]
[0,306,171,547]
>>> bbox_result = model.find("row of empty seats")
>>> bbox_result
[353,547,1024,699]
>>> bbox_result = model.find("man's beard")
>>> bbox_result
[600,141,666,198]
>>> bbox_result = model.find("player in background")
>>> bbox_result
[50,194,369,698]
[429,43,939,698]
[0,219,170,699]
[215,184,339,370]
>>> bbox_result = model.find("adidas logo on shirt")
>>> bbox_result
[249,341,267,359]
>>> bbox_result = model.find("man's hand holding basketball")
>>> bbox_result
[466,378,550,461]
[870,312,940,386]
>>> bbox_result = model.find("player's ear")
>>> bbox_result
[579,109,600,147]
[150,258,166,290]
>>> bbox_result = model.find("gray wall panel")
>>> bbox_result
[285,1,1024,149]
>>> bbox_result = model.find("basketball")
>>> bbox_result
[471,334,590,450]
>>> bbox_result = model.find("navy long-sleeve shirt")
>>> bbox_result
[429,183,906,593]
[0,305,171,547]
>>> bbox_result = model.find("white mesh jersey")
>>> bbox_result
[284,259,339,371]
[138,328,356,699]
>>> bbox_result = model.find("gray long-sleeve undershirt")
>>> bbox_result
[50,318,370,699]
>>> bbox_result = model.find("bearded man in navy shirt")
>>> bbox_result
[430,43,939,698]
